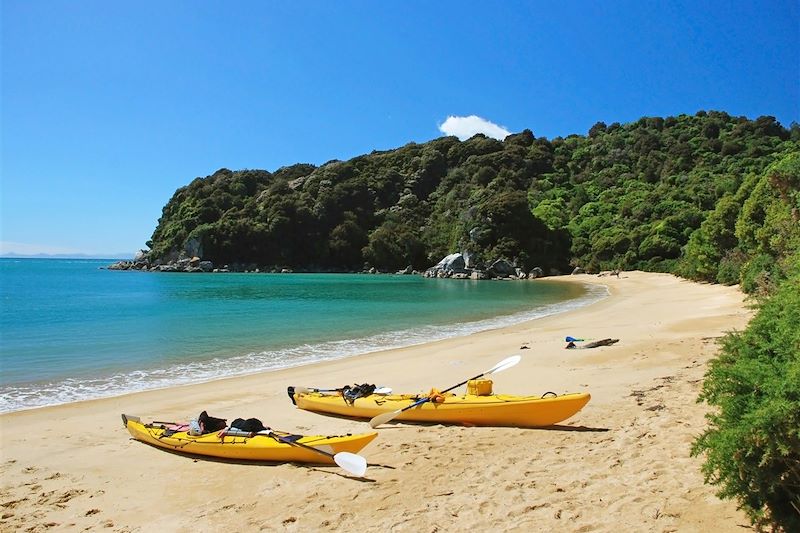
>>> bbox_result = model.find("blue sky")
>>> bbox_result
[2,1,798,257]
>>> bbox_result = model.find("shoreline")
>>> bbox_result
[0,271,755,531]
[0,277,606,415]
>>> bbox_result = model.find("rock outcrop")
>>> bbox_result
[107,253,215,273]
[424,253,468,278]
[109,249,548,280]
[487,259,516,278]
[423,253,547,281]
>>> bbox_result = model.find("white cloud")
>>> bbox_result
[439,115,511,141]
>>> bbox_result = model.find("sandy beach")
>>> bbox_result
[0,271,755,532]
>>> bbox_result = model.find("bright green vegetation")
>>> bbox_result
[678,152,800,292]
[692,266,800,531]
[145,110,799,528]
[689,150,799,531]
[147,111,798,278]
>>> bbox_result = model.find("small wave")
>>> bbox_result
[0,283,607,413]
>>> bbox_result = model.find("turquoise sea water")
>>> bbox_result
[0,259,606,413]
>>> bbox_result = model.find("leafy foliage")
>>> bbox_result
[147,113,796,276]
[692,271,800,530]
[689,151,800,531]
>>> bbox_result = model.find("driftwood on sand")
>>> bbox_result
[566,338,620,349]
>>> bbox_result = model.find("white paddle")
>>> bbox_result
[368,355,522,428]
[266,430,368,477]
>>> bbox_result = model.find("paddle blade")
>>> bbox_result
[333,452,367,476]
[293,386,311,395]
[369,409,401,429]
[374,387,392,395]
[487,354,522,375]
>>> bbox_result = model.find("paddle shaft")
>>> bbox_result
[368,354,521,428]
[396,370,490,414]
[441,371,488,395]
[370,371,491,427]
[267,431,337,460]
[266,431,368,476]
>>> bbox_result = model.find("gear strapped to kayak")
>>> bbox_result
[230,417,268,433]
[187,411,268,436]
[189,410,228,435]
[286,384,389,405]
[342,383,377,404]
[425,388,447,404]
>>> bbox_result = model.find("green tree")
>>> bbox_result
[362,220,426,271]
[678,195,740,282]
[329,214,368,269]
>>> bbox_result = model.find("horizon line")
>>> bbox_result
[0,252,133,260]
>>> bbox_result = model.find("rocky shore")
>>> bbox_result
[107,255,217,273]
[421,252,545,280]
[108,251,553,279]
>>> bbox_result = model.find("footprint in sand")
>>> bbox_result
[36,491,57,505]
[1,497,28,509]
[510,493,524,504]
[56,489,86,504]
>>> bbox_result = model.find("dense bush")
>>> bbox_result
[690,152,799,531]
[692,271,800,531]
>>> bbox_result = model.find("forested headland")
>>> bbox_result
[145,111,797,287]
[142,110,799,530]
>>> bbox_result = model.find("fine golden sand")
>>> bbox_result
[0,272,755,532]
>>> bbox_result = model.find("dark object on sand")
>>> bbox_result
[566,338,619,349]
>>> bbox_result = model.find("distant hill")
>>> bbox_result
[0,252,133,260]
[145,110,799,290]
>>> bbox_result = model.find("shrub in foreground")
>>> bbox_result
[692,274,800,531]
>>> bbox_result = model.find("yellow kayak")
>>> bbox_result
[287,389,591,427]
[122,414,377,464]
